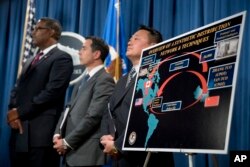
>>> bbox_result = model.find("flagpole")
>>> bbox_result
[17,0,31,78]
[115,0,121,80]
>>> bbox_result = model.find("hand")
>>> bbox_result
[9,119,23,134]
[100,135,113,149]
[53,138,67,155]
[100,135,118,156]
[53,135,61,143]
[7,108,19,123]
[100,135,114,143]
[101,139,114,154]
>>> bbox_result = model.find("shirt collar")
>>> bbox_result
[133,64,140,73]
[40,44,57,56]
[86,65,104,78]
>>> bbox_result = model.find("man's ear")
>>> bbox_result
[93,50,101,60]
[50,29,55,37]
[150,42,157,46]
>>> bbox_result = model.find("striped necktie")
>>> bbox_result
[126,67,136,87]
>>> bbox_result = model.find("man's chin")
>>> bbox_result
[126,51,131,56]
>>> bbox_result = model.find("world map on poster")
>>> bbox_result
[123,12,245,154]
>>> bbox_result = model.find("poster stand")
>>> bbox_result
[185,153,196,167]
[143,152,196,167]
[143,152,151,167]
[143,152,218,167]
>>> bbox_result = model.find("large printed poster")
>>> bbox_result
[123,12,246,154]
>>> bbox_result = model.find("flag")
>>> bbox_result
[204,96,220,107]
[17,0,36,77]
[135,98,143,106]
[102,0,129,81]
[22,0,36,63]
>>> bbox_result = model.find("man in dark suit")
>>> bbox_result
[100,25,175,167]
[53,36,115,167]
[7,17,73,167]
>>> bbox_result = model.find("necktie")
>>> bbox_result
[31,52,43,66]
[78,74,90,91]
[126,67,136,87]
[71,74,90,106]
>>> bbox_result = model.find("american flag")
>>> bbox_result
[135,98,143,106]
[22,0,36,63]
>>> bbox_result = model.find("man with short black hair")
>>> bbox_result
[53,36,115,167]
[100,25,174,167]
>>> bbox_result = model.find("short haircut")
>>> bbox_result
[86,36,109,62]
[39,17,62,41]
[139,25,163,43]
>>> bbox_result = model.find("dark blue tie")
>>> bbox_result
[79,74,90,89]
[71,74,90,106]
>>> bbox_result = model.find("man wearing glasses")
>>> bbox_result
[7,17,73,167]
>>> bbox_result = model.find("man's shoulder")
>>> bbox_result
[96,68,113,78]
[92,69,115,86]
[49,47,72,58]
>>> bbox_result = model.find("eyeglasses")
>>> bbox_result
[33,27,51,31]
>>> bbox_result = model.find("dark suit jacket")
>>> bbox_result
[9,47,73,151]
[54,68,115,166]
[102,73,174,167]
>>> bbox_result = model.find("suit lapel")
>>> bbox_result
[70,68,105,108]
[22,48,57,77]
[22,58,33,75]
[111,76,136,111]
[32,49,53,67]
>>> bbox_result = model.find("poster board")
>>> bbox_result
[123,12,246,154]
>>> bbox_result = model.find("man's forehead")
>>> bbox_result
[133,30,149,37]
[82,39,92,46]
[131,30,150,43]
[137,29,149,34]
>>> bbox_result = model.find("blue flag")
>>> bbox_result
[102,0,129,80]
